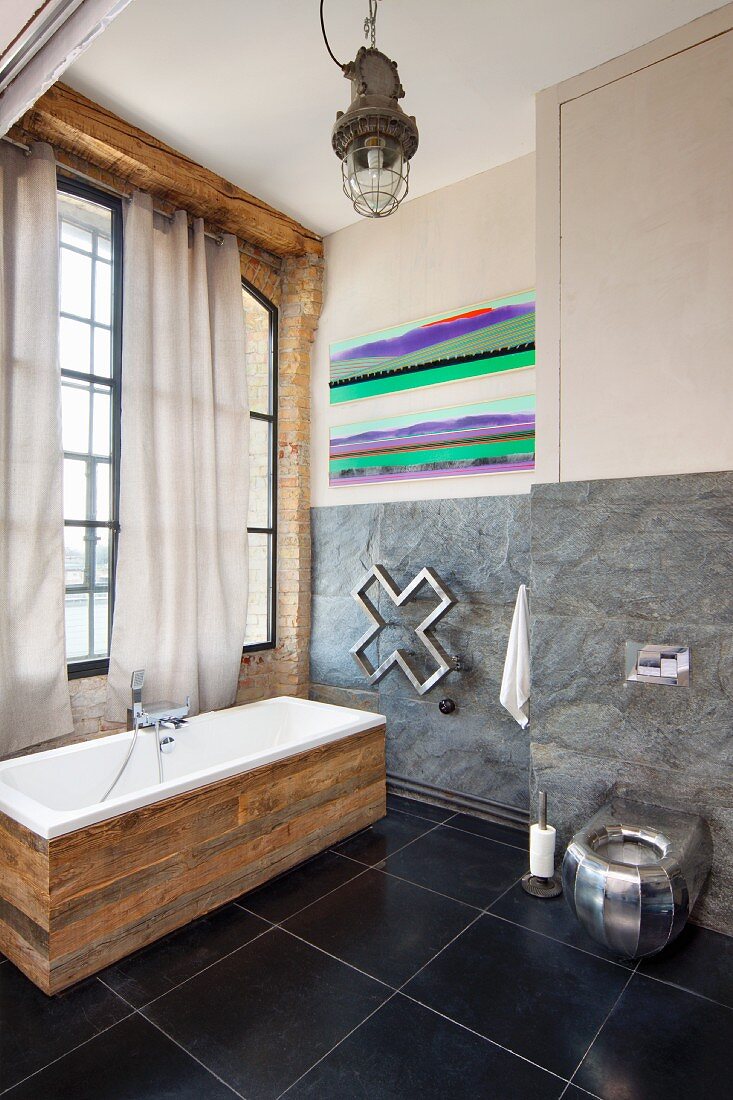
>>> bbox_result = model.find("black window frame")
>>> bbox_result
[58,175,123,681]
[243,277,278,653]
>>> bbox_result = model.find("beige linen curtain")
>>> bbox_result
[0,141,73,754]
[106,192,249,721]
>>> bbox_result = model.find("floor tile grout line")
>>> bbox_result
[97,975,138,1010]
[279,925,397,992]
[482,872,529,914]
[398,992,571,1086]
[387,803,458,826]
[371,864,486,913]
[141,1012,247,1098]
[240,862,375,928]
[482,910,637,972]
[559,1084,603,1100]
[563,961,640,1089]
[394,909,487,996]
[274,991,399,1099]
[137,924,276,1011]
[631,965,733,1012]
[442,820,529,852]
[325,816,446,869]
[0,1010,134,1097]
[237,878,733,1017]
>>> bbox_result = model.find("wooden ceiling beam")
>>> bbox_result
[15,82,322,258]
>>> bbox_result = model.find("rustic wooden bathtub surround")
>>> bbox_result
[0,724,386,994]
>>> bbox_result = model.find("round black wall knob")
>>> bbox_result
[438,698,456,715]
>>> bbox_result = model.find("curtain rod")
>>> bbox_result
[1,134,282,272]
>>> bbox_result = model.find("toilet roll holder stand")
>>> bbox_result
[521,791,563,898]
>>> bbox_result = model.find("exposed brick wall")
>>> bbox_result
[237,252,323,704]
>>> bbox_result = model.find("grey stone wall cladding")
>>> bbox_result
[310,496,532,810]
[310,470,733,933]
[530,470,733,935]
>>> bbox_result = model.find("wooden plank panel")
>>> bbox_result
[14,83,322,258]
[48,788,383,994]
[42,725,385,992]
[51,756,383,948]
[0,813,49,931]
[51,727,382,901]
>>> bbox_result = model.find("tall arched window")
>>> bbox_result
[242,280,278,650]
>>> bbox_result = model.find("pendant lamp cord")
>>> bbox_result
[321,0,381,70]
[320,0,346,70]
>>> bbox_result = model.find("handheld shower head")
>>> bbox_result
[131,669,145,706]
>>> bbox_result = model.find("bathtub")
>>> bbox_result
[0,696,386,994]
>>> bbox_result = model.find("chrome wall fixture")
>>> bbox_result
[562,798,712,958]
[625,641,691,686]
[320,0,419,218]
[351,565,456,695]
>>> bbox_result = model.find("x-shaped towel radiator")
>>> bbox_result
[350,565,457,695]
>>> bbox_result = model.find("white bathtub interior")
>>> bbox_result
[0,697,384,840]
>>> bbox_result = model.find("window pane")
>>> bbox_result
[92,388,111,456]
[60,316,91,374]
[93,326,111,377]
[95,462,110,522]
[95,527,110,585]
[63,458,87,520]
[93,591,109,657]
[60,220,93,252]
[65,592,89,660]
[244,532,270,646]
[95,260,112,325]
[60,248,92,317]
[61,383,90,454]
[243,287,271,415]
[64,526,87,587]
[248,419,271,527]
[59,185,118,668]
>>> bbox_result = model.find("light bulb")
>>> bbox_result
[367,147,384,172]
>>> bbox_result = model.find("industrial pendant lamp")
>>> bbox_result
[321,0,419,218]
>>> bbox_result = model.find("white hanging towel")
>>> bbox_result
[500,584,530,728]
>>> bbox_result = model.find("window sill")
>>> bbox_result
[68,659,110,680]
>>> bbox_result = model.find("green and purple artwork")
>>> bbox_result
[329,395,536,486]
[329,290,535,404]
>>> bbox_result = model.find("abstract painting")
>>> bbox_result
[329,395,535,486]
[329,290,535,404]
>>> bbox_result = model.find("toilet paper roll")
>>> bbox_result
[530,823,556,878]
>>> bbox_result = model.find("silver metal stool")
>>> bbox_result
[562,798,711,958]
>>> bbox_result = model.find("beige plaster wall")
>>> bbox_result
[311,154,537,507]
[536,2,733,483]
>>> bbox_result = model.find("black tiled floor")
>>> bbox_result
[574,973,733,1100]
[384,825,527,908]
[331,810,436,865]
[241,850,366,923]
[4,804,733,1099]
[0,964,130,1093]
[638,921,733,1008]
[5,1013,236,1099]
[287,993,566,1100]
[283,867,477,987]
[404,913,631,1079]
[448,812,529,850]
[490,883,635,966]
[143,927,389,1099]
[386,793,455,823]
[99,902,269,1008]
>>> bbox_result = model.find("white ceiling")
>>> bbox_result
[65,0,725,236]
